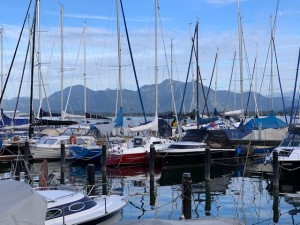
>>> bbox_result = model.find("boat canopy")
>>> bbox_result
[244,113,287,130]
[0,179,47,225]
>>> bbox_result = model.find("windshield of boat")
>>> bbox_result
[63,127,90,136]
[279,138,300,147]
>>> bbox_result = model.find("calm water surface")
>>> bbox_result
[1,157,299,225]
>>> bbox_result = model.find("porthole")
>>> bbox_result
[69,202,85,212]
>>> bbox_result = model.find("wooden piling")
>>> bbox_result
[60,143,65,184]
[24,140,29,162]
[101,145,107,173]
[182,173,192,219]
[87,164,95,196]
[205,147,211,181]
[272,150,279,188]
[150,144,155,176]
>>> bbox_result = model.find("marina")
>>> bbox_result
[0,0,300,224]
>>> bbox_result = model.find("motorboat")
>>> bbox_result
[264,125,300,173]
[67,142,102,162]
[30,125,96,160]
[36,185,127,225]
[156,128,236,167]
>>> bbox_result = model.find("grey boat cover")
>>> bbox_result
[0,179,47,225]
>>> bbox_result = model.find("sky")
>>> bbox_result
[0,0,299,101]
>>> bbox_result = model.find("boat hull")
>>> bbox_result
[68,145,102,162]
[159,149,236,167]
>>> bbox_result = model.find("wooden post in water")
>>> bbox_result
[273,187,279,223]
[205,181,211,216]
[101,144,107,195]
[181,173,192,219]
[101,145,107,172]
[87,164,95,196]
[60,143,65,184]
[150,173,155,206]
[205,147,211,181]
[150,144,155,176]
[272,150,279,188]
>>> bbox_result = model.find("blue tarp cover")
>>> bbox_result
[244,113,287,130]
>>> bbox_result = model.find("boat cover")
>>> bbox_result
[244,114,287,130]
[0,179,47,225]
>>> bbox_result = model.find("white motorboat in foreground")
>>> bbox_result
[264,125,300,173]
[36,185,127,225]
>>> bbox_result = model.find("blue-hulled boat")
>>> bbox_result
[68,144,102,162]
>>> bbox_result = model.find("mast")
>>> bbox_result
[83,19,87,118]
[170,38,173,112]
[116,0,122,108]
[155,0,158,118]
[214,48,219,108]
[60,5,64,119]
[270,15,274,111]
[37,0,42,114]
[196,21,199,129]
[238,0,243,111]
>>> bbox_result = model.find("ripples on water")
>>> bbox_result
[1,157,300,225]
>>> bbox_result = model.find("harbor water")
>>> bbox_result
[1,157,300,225]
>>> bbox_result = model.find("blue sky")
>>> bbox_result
[0,0,299,102]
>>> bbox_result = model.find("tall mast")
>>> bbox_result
[170,38,173,112]
[37,0,42,113]
[270,15,274,111]
[116,0,122,108]
[196,21,199,129]
[83,20,87,117]
[238,0,243,111]
[155,0,158,117]
[214,48,219,108]
[60,5,64,119]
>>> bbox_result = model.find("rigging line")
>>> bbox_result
[0,0,33,106]
[13,36,31,122]
[202,50,218,116]
[157,9,180,135]
[241,22,258,118]
[244,56,257,118]
[224,51,236,112]
[178,23,197,122]
[272,36,287,123]
[29,0,38,138]
[192,44,210,117]
[64,32,83,114]
[288,47,300,131]
[120,0,147,123]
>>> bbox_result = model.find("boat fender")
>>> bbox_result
[69,134,77,144]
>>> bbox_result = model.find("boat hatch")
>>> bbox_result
[133,138,144,147]
[278,149,293,157]
[46,208,62,220]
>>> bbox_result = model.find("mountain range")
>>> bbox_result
[2,79,293,116]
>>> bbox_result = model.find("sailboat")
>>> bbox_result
[106,0,174,167]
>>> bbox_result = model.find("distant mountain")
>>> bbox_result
[1,79,293,115]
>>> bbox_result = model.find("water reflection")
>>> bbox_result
[2,158,300,224]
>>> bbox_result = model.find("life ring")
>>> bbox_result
[69,134,77,144]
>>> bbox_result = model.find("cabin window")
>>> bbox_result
[46,208,62,220]
[44,139,57,145]
[279,139,291,147]
[69,202,85,212]
[290,140,300,147]
[153,141,162,145]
